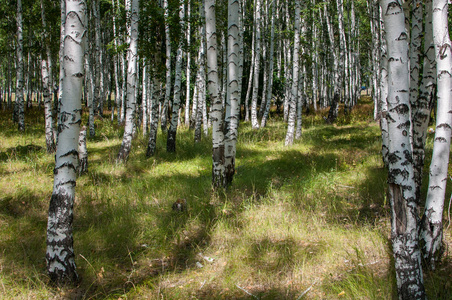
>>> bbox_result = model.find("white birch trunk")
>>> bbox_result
[195,2,206,142]
[78,126,88,175]
[324,4,339,123]
[336,0,349,111]
[167,2,185,152]
[250,0,261,129]
[205,0,224,188]
[40,0,56,153]
[117,0,139,162]
[146,78,160,157]
[260,0,274,128]
[381,1,426,298]
[284,0,300,146]
[111,0,121,123]
[412,0,435,201]
[86,54,95,137]
[419,0,452,270]
[185,0,191,127]
[161,0,171,131]
[379,12,390,168]
[224,0,241,186]
[93,0,104,117]
[41,59,56,153]
[16,0,25,131]
[244,16,255,123]
[46,0,86,284]
[142,62,148,136]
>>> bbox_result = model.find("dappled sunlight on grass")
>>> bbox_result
[0,102,451,299]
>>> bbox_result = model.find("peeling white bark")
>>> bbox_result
[46,0,87,284]
[420,0,452,270]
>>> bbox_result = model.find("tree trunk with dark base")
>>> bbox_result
[117,0,140,163]
[381,1,426,298]
[205,0,225,188]
[46,0,86,285]
[419,0,452,270]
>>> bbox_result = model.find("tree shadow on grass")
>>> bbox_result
[0,144,45,162]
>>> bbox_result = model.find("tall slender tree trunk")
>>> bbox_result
[146,78,160,157]
[379,12,389,168]
[16,0,25,131]
[419,0,452,270]
[93,0,104,117]
[185,0,191,127]
[194,5,207,142]
[111,0,121,122]
[41,60,56,153]
[167,1,185,153]
[260,0,274,128]
[46,0,86,284]
[161,0,171,132]
[117,0,140,163]
[142,62,148,136]
[205,0,224,188]
[244,16,255,123]
[224,0,241,186]
[250,0,261,129]
[284,0,301,146]
[412,0,435,202]
[40,0,56,153]
[324,4,339,123]
[381,1,426,298]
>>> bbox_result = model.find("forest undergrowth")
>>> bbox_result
[1,97,451,299]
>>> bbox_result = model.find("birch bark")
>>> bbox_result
[185,0,191,127]
[412,0,435,202]
[46,0,86,284]
[205,0,225,188]
[117,0,140,162]
[16,0,25,131]
[250,0,261,129]
[381,1,426,298]
[224,0,241,186]
[41,59,56,153]
[161,0,171,131]
[260,0,275,128]
[419,0,452,270]
[167,1,185,153]
[40,0,56,153]
[284,0,301,146]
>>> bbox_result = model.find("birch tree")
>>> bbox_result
[194,3,206,143]
[117,0,140,163]
[16,0,25,131]
[224,0,241,186]
[250,0,261,129]
[161,0,171,131]
[167,1,185,153]
[205,0,225,188]
[419,0,452,270]
[284,0,301,146]
[184,0,191,127]
[412,0,435,202]
[260,0,275,128]
[40,0,56,153]
[380,0,426,298]
[46,0,86,284]
[41,59,56,153]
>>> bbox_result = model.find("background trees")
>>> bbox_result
[0,0,451,298]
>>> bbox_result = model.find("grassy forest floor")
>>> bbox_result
[1,96,452,299]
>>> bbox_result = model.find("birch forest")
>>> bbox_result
[0,0,452,299]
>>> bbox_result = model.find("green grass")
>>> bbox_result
[0,97,451,299]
